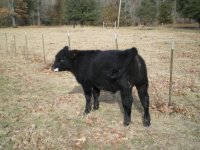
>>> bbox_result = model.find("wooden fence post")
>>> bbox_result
[42,34,46,63]
[14,34,16,55]
[115,33,118,50]
[5,33,8,53]
[169,39,175,106]
[25,32,28,59]
[68,32,71,50]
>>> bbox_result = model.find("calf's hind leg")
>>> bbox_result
[120,88,133,126]
[136,83,151,126]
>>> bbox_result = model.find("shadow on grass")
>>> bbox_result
[69,85,144,115]
[174,26,200,30]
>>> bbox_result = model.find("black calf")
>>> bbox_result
[52,46,150,126]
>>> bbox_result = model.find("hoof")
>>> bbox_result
[93,106,99,110]
[83,110,90,115]
[143,114,151,127]
[83,112,88,116]
[143,119,151,127]
[123,121,130,126]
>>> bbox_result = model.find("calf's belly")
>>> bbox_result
[93,81,119,93]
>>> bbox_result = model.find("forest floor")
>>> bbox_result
[0,26,200,149]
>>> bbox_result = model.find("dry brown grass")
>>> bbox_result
[0,26,200,149]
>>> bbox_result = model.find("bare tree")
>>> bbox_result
[117,0,122,28]
[37,0,40,25]
[8,0,16,27]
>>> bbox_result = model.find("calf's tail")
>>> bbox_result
[110,47,138,79]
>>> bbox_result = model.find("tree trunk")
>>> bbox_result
[117,0,122,28]
[11,14,16,27]
[156,0,159,25]
[37,1,41,26]
[197,18,200,29]
[173,0,177,25]
[9,0,16,27]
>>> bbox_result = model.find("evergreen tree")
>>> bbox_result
[178,0,200,28]
[158,0,172,24]
[136,0,156,25]
[65,0,99,25]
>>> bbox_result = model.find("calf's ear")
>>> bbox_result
[129,47,138,56]
[63,46,69,51]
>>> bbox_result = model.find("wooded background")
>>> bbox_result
[0,0,199,27]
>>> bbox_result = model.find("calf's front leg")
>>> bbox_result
[82,85,92,114]
[93,86,100,110]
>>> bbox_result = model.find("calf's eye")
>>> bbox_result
[60,59,65,63]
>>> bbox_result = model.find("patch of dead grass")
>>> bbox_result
[0,26,200,149]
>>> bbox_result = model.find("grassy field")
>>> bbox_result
[0,26,200,149]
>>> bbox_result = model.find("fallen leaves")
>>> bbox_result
[85,115,93,126]
[72,136,87,149]
[151,102,188,116]
[85,114,105,126]
[40,63,52,74]
[11,126,54,150]
[92,127,128,145]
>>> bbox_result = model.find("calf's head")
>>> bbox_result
[52,46,73,72]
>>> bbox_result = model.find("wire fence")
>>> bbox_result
[0,28,199,106]
[1,31,198,57]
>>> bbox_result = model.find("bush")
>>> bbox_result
[0,7,11,27]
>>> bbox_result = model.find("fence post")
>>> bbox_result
[5,33,8,53]
[115,33,118,50]
[169,39,175,106]
[14,35,16,55]
[68,32,71,50]
[25,32,28,59]
[42,34,46,63]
